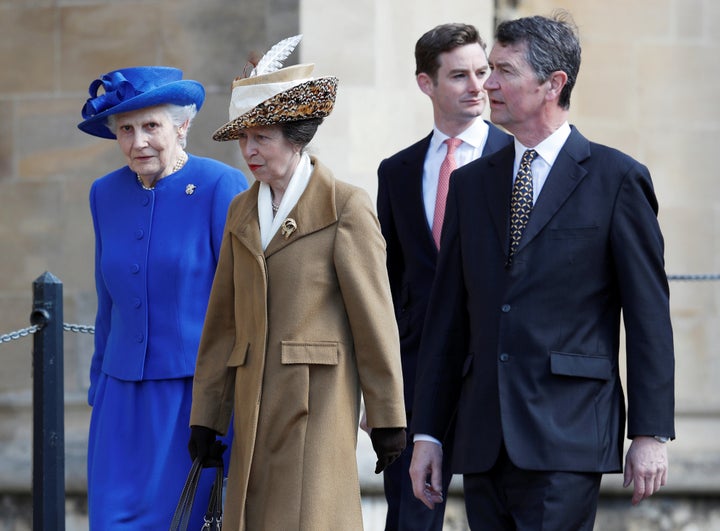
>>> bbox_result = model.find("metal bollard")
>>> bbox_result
[31,271,65,531]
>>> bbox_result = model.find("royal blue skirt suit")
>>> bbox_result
[87,154,247,528]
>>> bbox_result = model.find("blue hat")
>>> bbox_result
[77,66,205,139]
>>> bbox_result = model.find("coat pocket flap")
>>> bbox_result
[281,341,339,365]
[226,343,249,367]
[550,351,611,381]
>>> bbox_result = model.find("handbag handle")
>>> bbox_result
[171,457,224,531]
[202,466,224,530]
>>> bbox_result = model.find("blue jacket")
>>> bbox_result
[88,155,248,404]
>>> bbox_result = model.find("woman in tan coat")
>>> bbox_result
[188,36,407,530]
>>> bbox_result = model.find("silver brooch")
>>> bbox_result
[281,218,297,239]
[185,184,197,195]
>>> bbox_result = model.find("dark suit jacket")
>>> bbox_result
[377,122,512,411]
[411,126,675,474]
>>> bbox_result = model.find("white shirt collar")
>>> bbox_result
[430,119,489,154]
[513,121,571,169]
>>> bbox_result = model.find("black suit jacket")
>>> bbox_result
[377,122,512,411]
[411,126,675,473]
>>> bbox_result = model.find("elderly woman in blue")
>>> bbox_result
[78,66,248,528]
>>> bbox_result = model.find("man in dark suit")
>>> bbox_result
[409,13,675,530]
[376,23,511,531]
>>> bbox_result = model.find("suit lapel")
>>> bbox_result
[398,134,437,251]
[484,146,515,257]
[405,133,437,241]
[482,122,510,156]
[517,127,591,253]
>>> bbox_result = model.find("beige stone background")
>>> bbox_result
[0,0,718,529]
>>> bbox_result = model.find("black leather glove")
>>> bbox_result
[370,427,407,474]
[188,426,226,467]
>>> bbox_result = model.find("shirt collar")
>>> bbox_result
[514,121,571,167]
[430,119,490,153]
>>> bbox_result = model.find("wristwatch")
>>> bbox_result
[653,435,670,443]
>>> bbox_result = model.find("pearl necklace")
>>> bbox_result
[136,151,188,190]
[271,189,281,216]
[173,150,188,173]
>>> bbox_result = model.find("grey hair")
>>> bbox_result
[105,103,198,147]
[495,11,581,110]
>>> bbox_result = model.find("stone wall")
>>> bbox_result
[1,0,719,529]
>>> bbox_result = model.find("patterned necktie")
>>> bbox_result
[432,138,462,249]
[509,149,538,261]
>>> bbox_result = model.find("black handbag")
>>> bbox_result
[170,457,224,531]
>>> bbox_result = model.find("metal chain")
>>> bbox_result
[667,274,720,281]
[0,325,41,343]
[0,322,95,344]
[62,323,95,334]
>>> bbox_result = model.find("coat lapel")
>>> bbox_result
[227,183,263,255]
[264,157,338,257]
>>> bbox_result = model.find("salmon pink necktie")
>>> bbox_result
[432,138,462,249]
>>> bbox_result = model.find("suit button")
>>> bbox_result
[501,304,511,312]
[499,353,510,362]
[135,333,144,343]
[135,229,144,240]
[132,298,141,309]
[130,264,140,274]
[141,196,150,206]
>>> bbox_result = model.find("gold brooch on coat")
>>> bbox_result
[281,218,297,239]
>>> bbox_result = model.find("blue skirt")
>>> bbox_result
[87,374,231,529]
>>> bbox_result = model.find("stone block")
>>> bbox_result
[637,43,720,127]
[672,311,720,410]
[574,42,637,125]
[642,127,717,206]
[520,0,671,41]
[0,181,65,291]
[0,293,34,396]
[373,0,494,90]
[16,97,125,180]
[59,4,165,92]
[0,100,12,181]
[0,7,54,93]
[676,0,705,40]
[301,0,375,85]
[160,0,273,90]
[661,206,715,282]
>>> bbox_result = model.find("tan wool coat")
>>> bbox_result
[190,157,406,531]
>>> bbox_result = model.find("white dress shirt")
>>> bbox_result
[512,121,571,203]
